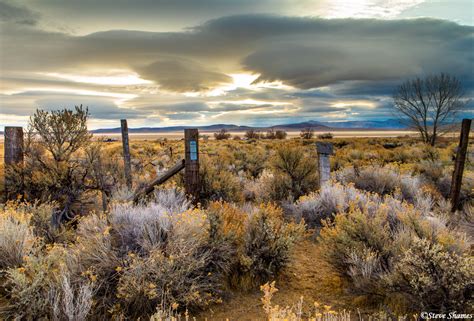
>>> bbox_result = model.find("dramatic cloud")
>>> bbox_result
[1,1,473,128]
[4,0,432,34]
[3,16,472,88]
[1,91,146,119]
[241,18,473,89]
[0,1,39,25]
[136,59,231,92]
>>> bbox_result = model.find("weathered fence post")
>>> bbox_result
[316,142,333,187]
[4,126,24,199]
[121,119,132,189]
[184,129,200,203]
[450,118,472,212]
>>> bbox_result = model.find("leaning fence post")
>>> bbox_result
[316,142,333,187]
[121,119,132,189]
[184,129,200,204]
[4,126,24,200]
[450,118,472,212]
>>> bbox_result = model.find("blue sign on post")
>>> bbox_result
[190,140,197,161]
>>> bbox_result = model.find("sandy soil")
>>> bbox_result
[195,240,354,321]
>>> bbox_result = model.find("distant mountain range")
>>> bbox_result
[91,119,407,133]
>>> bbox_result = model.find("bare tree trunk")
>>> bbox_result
[393,73,465,146]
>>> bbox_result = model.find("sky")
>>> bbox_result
[0,0,473,129]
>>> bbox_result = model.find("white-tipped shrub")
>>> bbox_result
[288,183,376,228]
[110,203,173,253]
[337,166,389,193]
[390,238,473,311]
[50,273,94,321]
[0,203,36,269]
[153,188,191,213]
[319,194,472,312]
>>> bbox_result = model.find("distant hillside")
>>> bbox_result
[269,121,329,130]
[92,124,254,134]
[91,119,406,134]
[319,119,406,129]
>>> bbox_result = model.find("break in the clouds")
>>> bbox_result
[0,0,473,129]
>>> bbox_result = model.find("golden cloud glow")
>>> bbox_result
[0,114,29,125]
[320,0,425,19]
[210,98,291,106]
[25,87,137,100]
[230,73,259,88]
[332,101,376,109]
[186,73,293,98]
[43,71,153,86]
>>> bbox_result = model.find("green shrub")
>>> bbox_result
[317,132,333,139]
[319,194,472,313]
[206,202,304,289]
[270,145,318,201]
[239,204,304,288]
[116,210,219,317]
[233,146,268,178]
[389,238,473,312]
[198,156,243,203]
[214,129,231,140]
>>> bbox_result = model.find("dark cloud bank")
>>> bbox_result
[3,14,473,91]
[1,4,473,123]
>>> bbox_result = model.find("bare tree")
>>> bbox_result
[245,129,261,140]
[300,127,314,139]
[265,128,276,139]
[393,73,466,146]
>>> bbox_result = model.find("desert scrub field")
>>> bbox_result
[0,109,473,320]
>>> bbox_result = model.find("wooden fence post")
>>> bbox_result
[121,119,132,189]
[4,126,24,199]
[316,142,333,187]
[184,129,200,203]
[450,118,472,212]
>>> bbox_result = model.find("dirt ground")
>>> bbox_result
[196,239,355,321]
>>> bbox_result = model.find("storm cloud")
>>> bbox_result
[1,1,473,128]
[136,59,231,92]
[3,15,473,90]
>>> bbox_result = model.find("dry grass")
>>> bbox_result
[1,132,473,319]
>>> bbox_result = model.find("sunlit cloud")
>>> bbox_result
[332,101,377,109]
[210,99,291,107]
[0,114,29,126]
[230,73,259,88]
[187,73,294,98]
[324,112,349,119]
[42,71,153,86]
[1,1,472,129]
[27,88,136,100]
[195,73,259,97]
[320,0,426,19]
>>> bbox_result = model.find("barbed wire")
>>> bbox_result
[6,151,217,163]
